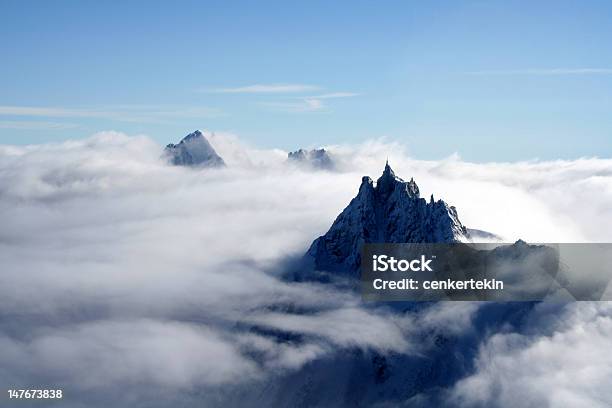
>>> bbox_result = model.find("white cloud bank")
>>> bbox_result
[0,131,611,406]
[450,302,612,408]
[0,133,431,399]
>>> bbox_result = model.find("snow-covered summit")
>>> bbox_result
[306,162,469,275]
[164,130,225,167]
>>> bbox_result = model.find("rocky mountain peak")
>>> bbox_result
[182,129,204,141]
[375,161,420,200]
[164,130,225,168]
[287,148,334,170]
[306,163,469,276]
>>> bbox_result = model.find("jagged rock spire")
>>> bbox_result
[376,161,400,197]
[383,160,394,176]
[306,163,469,276]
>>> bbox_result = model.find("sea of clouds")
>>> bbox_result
[0,131,611,407]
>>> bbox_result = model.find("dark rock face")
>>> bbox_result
[306,162,469,276]
[164,130,225,167]
[287,148,334,170]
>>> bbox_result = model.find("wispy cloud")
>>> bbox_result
[261,99,326,113]
[0,105,225,124]
[0,106,101,118]
[0,120,79,130]
[467,68,612,76]
[261,92,360,113]
[209,84,321,94]
[302,92,360,99]
[203,84,359,113]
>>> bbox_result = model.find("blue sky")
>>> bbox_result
[1,0,611,161]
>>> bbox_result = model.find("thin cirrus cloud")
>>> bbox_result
[209,83,321,94]
[0,105,225,124]
[0,120,80,130]
[260,98,326,113]
[204,84,360,113]
[467,68,612,75]
[306,92,360,99]
[261,92,360,113]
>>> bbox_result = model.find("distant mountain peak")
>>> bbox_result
[287,148,334,170]
[164,130,225,168]
[306,163,469,275]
